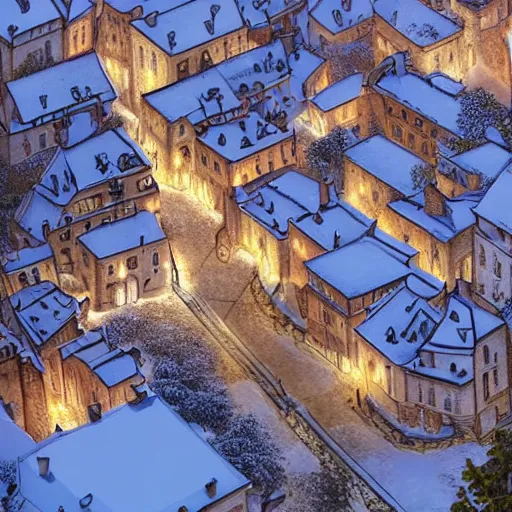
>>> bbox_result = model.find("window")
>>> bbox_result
[139,46,144,67]
[494,352,498,364]
[479,245,486,268]
[391,124,403,142]
[18,272,28,287]
[483,345,490,365]
[137,176,155,192]
[431,128,438,138]
[30,267,41,284]
[421,141,429,156]
[108,264,115,276]
[39,132,47,150]
[418,384,423,403]
[454,393,461,414]
[478,283,485,295]
[428,387,436,407]
[483,372,490,400]
[493,368,499,388]
[201,153,208,166]
[179,124,185,136]
[45,40,52,62]
[322,308,333,326]
[92,390,97,403]
[83,250,89,267]
[408,133,415,150]
[444,394,452,412]
[151,52,157,73]
[127,256,138,270]
[214,161,220,173]
[60,229,71,242]
[493,254,502,278]
[200,50,213,71]
[401,109,408,121]
[386,366,392,396]
[415,118,423,129]
[450,362,457,373]
[153,252,159,266]
[81,26,86,46]
[177,59,189,79]
[268,151,274,172]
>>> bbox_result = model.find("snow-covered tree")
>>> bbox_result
[306,126,349,189]
[212,414,286,497]
[410,163,436,190]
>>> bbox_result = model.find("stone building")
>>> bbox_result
[343,134,426,220]
[15,396,251,512]
[64,0,96,59]
[1,51,116,186]
[76,210,170,311]
[12,128,160,292]
[366,53,463,165]
[0,244,57,299]
[308,72,363,136]
[472,167,512,311]
[381,184,479,290]
[355,282,510,439]
[0,281,143,442]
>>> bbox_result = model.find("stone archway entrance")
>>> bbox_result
[115,284,126,307]
[126,275,139,304]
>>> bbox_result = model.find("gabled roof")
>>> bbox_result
[311,73,363,112]
[131,0,245,57]
[78,211,167,259]
[344,135,424,196]
[309,0,373,35]
[2,244,54,274]
[9,281,80,347]
[356,284,441,365]
[6,53,116,125]
[66,0,94,22]
[0,0,62,41]
[374,0,461,48]
[106,0,184,14]
[237,171,320,239]
[473,168,512,233]
[237,0,303,27]
[0,401,35,461]
[199,111,292,162]
[18,397,249,511]
[306,236,412,299]
[36,129,150,207]
[388,189,480,242]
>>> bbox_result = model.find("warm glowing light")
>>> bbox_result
[47,401,80,431]
[173,153,183,168]
[118,263,127,280]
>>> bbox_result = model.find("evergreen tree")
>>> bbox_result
[451,430,512,511]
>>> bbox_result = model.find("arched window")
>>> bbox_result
[139,46,144,67]
[483,345,490,365]
[31,267,41,284]
[444,394,452,412]
[479,245,486,268]
[450,362,457,373]
[151,52,157,73]
[152,252,159,266]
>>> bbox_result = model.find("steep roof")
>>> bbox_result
[311,73,363,112]
[2,244,54,274]
[78,211,167,259]
[6,53,116,124]
[344,135,424,196]
[131,0,245,57]
[309,0,373,35]
[106,0,185,14]
[306,236,412,298]
[0,401,35,462]
[237,0,303,27]
[18,397,249,512]
[36,129,150,207]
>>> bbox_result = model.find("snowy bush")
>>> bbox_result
[212,413,286,497]
[410,163,436,190]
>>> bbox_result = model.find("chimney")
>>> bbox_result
[319,176,334,209]
[37,457,50,478]
[467,173,481,191]
[140,235,145,246]
[205,478,218,498]
[87,403,102,423]
[424,184,446,217]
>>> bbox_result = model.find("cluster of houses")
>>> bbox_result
[2,0,512,508]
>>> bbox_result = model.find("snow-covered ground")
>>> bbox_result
[160,186,489,512]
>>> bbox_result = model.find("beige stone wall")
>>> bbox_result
[1,256,58,296]
[0,357,25,429]
[308,17,373,46]
[309,97,360,136]
[206,488,249,512]
[65,11,95,59]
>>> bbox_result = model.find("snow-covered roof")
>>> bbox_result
[473,168,512,233]
[18,396,249,512]
[311,73,362,112]
[61,329,141,387]
[426,72,466,97]
[356,284,441,366]
[9,282,80,347]
[67,0,94,22]
[306,236,412,298]
[0,0,62,41]
[237,171,320,239]
[78,211,166,259]
[2,244,53,274]
[199,112,293,162]
[309,0,373,35]
[106,0,185,14]
[344,135,424,196]
[15,190,64,243]
[36,129,150,207]
[292,201,372,250]
[0,401,35,462]
[374,0,461,48]
[217,40,290,96]
[131,0,245,57]
[6,53,116,124]
[237,0,303,27]
[144,67,241,124]
[288,47,325,102]
[388,189,479,242]
[427,294,504,351]
[374,73,462,135]
[450,142,512,181]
